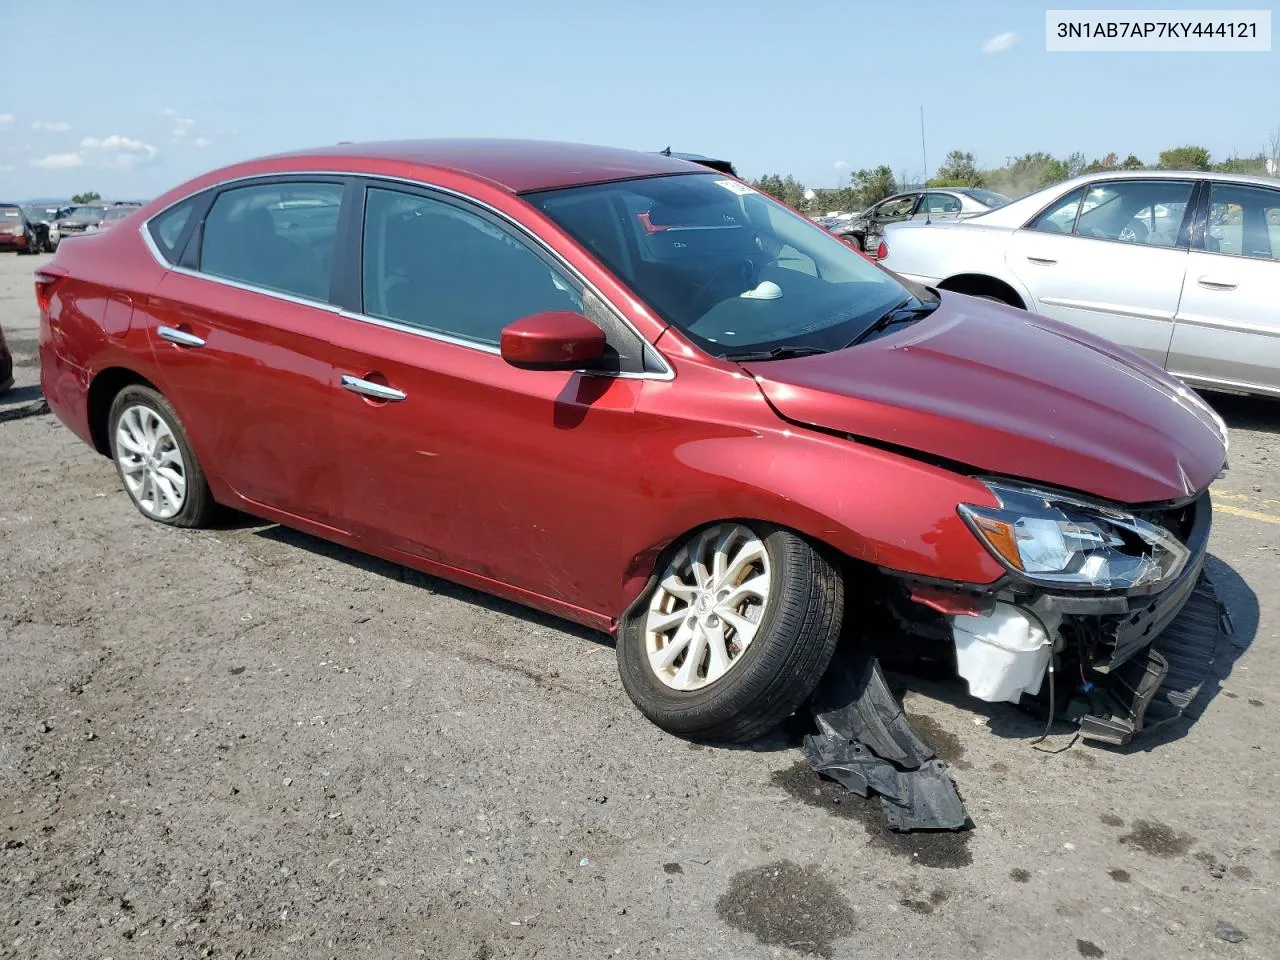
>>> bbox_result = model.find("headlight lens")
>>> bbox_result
[959,481,1190,591]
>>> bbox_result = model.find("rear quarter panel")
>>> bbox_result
[38,228,171,446]
[881,222,1027,291]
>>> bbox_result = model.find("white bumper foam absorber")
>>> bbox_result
[952,603,1060,704]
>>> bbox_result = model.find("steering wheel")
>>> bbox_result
[686,257,758,318]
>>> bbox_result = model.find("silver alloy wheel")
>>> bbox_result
[115,404,187,520]
[644,524,771,691]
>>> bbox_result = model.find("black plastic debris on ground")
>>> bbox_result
[802,652,969,832]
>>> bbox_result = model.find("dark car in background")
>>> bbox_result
[829,187,1011,253]
[0,204,40,254]
[22,204,71,252]
[55,204,110,239]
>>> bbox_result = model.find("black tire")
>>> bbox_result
[617,523,845,744]
[107,384,216,528]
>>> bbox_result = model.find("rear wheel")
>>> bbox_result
[108,385,216,528]
[617,522,844,744]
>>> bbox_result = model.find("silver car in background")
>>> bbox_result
[878,170,1280,399]
[829,187,1010,252]
[54,203,110,239]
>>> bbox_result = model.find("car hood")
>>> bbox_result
[743,295,1228,505]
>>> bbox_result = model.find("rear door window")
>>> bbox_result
[923,193,962,214]
[1202,182,1280,260]
[198,182,344,302]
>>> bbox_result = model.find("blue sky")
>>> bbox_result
[1,0,1275,200]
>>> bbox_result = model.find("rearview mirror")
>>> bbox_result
[500,311,606,371]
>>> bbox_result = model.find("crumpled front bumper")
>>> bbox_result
[1028,488,1212,674]
[891,489,1224,744]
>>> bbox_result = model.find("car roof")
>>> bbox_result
[268,138,708,193]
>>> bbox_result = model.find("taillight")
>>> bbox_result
[34,272,60,313]
[875,240,888,260]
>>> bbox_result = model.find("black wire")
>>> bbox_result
[1031,654,1081,754]
[1031,657,1055,745]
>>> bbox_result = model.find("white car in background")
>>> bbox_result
[878,170,1280,399]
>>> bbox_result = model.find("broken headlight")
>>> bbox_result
[959,481,1191,591]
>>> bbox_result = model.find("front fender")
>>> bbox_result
[618,364,1005,614]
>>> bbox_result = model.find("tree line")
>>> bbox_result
[753,135,1280,213]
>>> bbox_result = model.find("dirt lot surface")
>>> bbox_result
[2,251,1278,959]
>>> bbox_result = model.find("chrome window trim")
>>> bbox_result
[137,170,675,381]
[1190,245,1280,265]
[164,260,346,314]
[335,307,660,380]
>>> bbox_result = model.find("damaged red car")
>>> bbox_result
[37,140,1229,745]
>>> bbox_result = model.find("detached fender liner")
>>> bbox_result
[802,651,969,832]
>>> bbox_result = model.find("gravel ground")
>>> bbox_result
[2,251,1278,959]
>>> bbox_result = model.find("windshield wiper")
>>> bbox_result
[718,345,829,362]
[845,298,939,347]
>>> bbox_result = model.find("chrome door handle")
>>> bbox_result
[1026,256,1057,265]
[340,374,406,402]
[1197,276,1237,291]
[157,325,206,348]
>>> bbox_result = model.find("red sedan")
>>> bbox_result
[37,140,1228,744]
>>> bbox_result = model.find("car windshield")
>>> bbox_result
[103,207,132,220]
[526,173,920,357]
[963,188,1011,208]
[0,207,22,220]
[69,205,105,219]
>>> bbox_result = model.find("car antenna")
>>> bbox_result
[920,105,931,225]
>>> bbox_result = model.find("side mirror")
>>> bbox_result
[499,311,606,371]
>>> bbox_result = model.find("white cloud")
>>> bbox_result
[31,120,72,132]
[982,31,1019,54]
[31,152,84,170]
[0,164,13,174]
[79,134,160,168]
[0,113,14,127]
[172,116,195,138]
[161,107,180,117]
[194,136,212,148]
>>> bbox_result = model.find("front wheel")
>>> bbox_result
[108,385,217,528]
[617,522,845,744]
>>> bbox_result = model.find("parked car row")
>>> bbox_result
[877,169,1280,399]
[821,187,1011,253]
[35,138,1229,746]
[1,203,44,254]
[3,200,146,254]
